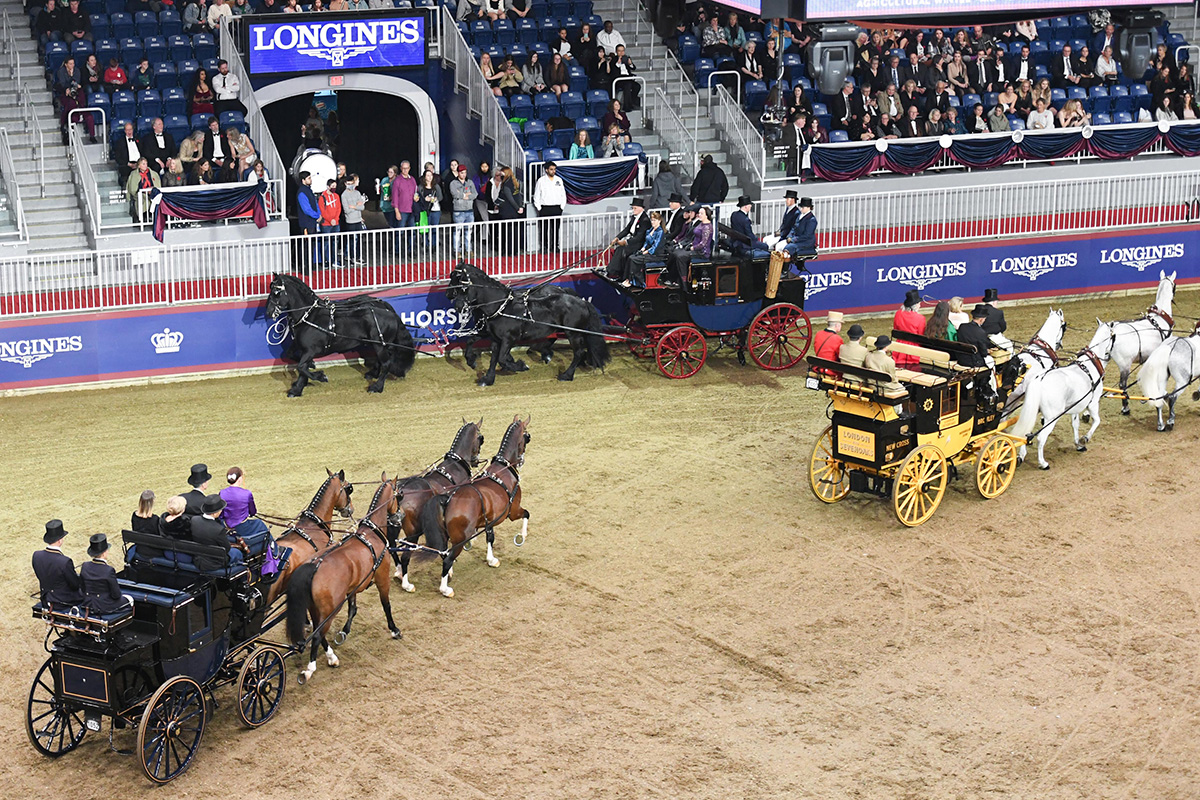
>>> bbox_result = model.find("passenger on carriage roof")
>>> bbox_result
[893,289,926,368]
[32,520,84,608]
[182,463,211,516]
[840,323,869,368]
[158,495,190,542]
[955,304,993,368]
[813,311,844,361]
[190,495,246,572]
[81,534,132,615]
[979,288,1012,351]
[864,336,903,393]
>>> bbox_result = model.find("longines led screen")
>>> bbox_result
[805,0,1188,20]
[247,13,427,75]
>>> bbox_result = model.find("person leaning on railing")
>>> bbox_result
[126,158,160,223]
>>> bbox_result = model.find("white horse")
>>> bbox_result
[1001,308,1067,418]
[1013,322,1117,470]
[1108,270,1177,416]
[1138,325,1200,431]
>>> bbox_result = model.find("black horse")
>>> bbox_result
[459,284,582,371]
[446,263,611,386]
[265,273,416,396]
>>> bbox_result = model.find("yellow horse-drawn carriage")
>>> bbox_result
[806,330,1024,526]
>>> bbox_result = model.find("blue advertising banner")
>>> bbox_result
[247,13,426,75]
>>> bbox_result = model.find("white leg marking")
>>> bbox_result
[326,645,339,667]
[486,541,500,568]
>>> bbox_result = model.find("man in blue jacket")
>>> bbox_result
[722,195,757,257]
[782,196,817,271]
[296,171,323,266]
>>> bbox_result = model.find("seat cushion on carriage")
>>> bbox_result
[896,368,947,387]
[989,348,1012,366]
[117,579,194,608]
[32,601,134,624]
[888,341,952,368]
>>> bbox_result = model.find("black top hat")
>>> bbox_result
[684,203,700,212]
[982,288,1000,303]
[874,335,892,349]
[737,195,753,207]
[631,197,646,208]
[904,289,921,307]
[799,196,814,207]
[784,189,799,200]
[971,303,991,318]
[43,519,67,544]
[848,323,864,339]
[87,533,110,558]
[668,192,684,204]
[188,463,211,487]
[201,494,227,515]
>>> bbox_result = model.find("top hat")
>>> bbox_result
[784,189,798,200]
[87,533,110,558]
[737,195,753,207]
[188,463,211,487]
[799,196,814,207]
[827,311,844,323]
[971,303,991,318]
[982,288,1000,303]
[684,203,700,213]
[848,323,864,339]
[874,335,892,350]
[43,519,67,544]
[904,289,921,307]
[668,192,684,204]
[631,197,646,208]
[201,494,227,515]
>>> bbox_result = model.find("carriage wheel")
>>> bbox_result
[655,326,707,379]
[26,658,86,758]
[236,646,287,728]
[809,425,850,503]
[137,676,206,784]
[747,303,812,371]
[626,321,656,359]
[975,435,1018,500]
[892,445,948,527]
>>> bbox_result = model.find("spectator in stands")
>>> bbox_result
[479,53,502,96]
[1182,91,1199,120]
[851,110,877,141]
[852,31,870,70]
[689,154,728,203]
[449,164,475,256]
[1151,66,1177,113]
[761,37,780,85]
[347,0,367,9]
[924,107,945,136]
[1051,44,1082,90]
[141,118,175,175]
[1031,76,1051,107]
[392,160,418,229]
[598,19,625,54]
[874,111,901,139]
[214,60,244,118]
[184,0,209,32]
[927,79,951,115]
[1156,95,1179,123]
[882,54,903,94]
[454,0,480,21]
[162,157,186,187]
[1093,23,1118,58]
[257,0,279,11]
[232,0,251,15]
[58,0,89,42]
[130,57,152,92]
[208,0,231,27]
[520,52,547,96]
[874,82,901,120]
[906,30,932,62]
[318,179,341,239]
[1009,44,1034,86]
[945,51,969,97]
[35,0,63,51]
[126,158,160,222]
[901,51,926,97]
[547,52,570,97]
[227,128,255,175]
[507,0,530,22]
[481,0,504,23]
[569,129,594,159]
[764,17,796,52]
[944,106,966,135]
[804,114,827,145]
[54,56,93,141]
[739,40,764,89]
[415,169,442,234]
[899,79,922,115]
[830,80,857,132]
[601,123,625,157]
[987,104,1010,132]
[647,162,683,209]
[190,69,215,118]
[967,102,987,134]
[310,0,325,11]
[1075,45,1097,89]
[996,82,1017,116]
[296,170,318,238]
[573,22,597,65]
[552,27,573,62]
[780,112,809,175]
[923,54,947,93]
[496,56,523,98]
[701,16,731,58]
[202,116,230,172]
[191,157,216,185]
[113,122,142,183]
[1177,64,1196,105]
[178,130,203,173]
[532,161,565,253]
[601,99,632,143]
[1148,43,1176,78]
[949,29,970,56]
[1061,98,1090,127]
[102,58,127,94]
[788,84,813,118]
[1013,79,1033,120]
[283,0,301,11]
[1095,46,1119,87]
[609,44,639,109]
[82,53,102,93]
[900,104,923,137]
[1014,19,1037,44]
[1027,97,1054,130]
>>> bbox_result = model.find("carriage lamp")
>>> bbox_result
[85,712,102,732]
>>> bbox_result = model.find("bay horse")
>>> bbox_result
[1138,322,1200,431]
[286,474,401,683]
[1107,270,1176,416]
[265,469,354,606]
[417,416,531,598]
[265,273,416,397]
[390,420,486,592]
[446,264,610,386]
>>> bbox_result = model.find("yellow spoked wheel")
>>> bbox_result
[810,425,850,503]
[975,435,1018,499]
[892,445,948,527]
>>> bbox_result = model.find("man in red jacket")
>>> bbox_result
[892,289,926,368]
[812,310,844,361]
[318,179,343,268]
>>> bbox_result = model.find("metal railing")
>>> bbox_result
[711,84,769,190]
[1,10,20,86]
[441,6,524,174]
[650,88,698,179]
[19,87,45,199]
[0,127,27,242]
[66,122,101,238]
[134,178,285,230]
[219,18,285,192]
[704,71,742,107]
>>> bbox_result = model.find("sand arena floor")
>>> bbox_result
[3,289,1200,799]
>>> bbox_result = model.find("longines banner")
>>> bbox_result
[1,226,1197,391]
[247,12,427,75]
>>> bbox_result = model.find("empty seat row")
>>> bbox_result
[501,88,610,119]
[46,35,215,71]
[462,13,602,47]
[83,10,182,39]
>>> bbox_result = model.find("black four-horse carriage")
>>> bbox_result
[603,251,814,378]
[27,531,289,783]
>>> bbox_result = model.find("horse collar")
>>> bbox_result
[1078,348,1104,378]
[300,509,334,538]
[1147,305,1173,337]
[493,455,521,480]
[430,464,460,484]
[443,450,473,473]
[1026,336,1057,363]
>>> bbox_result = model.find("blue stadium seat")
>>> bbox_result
[623,142,644,160]
[493,19,515,46]
[829,130,849,142]
[1114,111,1134,124]
[506,43,526,67]
[163,113,188,141]
[493,94,509,112]
[1008,116,1024,130]
[1034,65,1049,80]
[524,147,541,163]
[89,13,110,37]
[137,88,162,116]
[135,10,157,38]
[530,41,551,59]
[550,0,570,19]
[559,90,584,117]
[95,38,119,64]
[110,116,132,136]
[415,0,436,7]
[551,125,574,151]
[189,112,210,130]
[517,18,538,45]
[561,15,581,37]
[119,37,143,64]
[541,147,564,162]
[1112,95,1133,114]
[508,93,533,118]
[44,42,68,73]
[1050,88,1067,104]
[524,119,547,149]
[109,11,134,39]
[1070,39,1087,56]
[693,57,714,89]
[568,64,587,94]
[1094,112,1113,125]
[136,114,154,135]
[153,61,177,89]
[1049,39,1066,55]
[144,35,168,62]
[193,34,216,62]
[1030,40,1049,68]
[811,102,828,117]
[83,0,102,14]
[87,91,110,117]
[586,88,609,117]
[200,57,219,74]
[177,59,198,86]
[782,52,802,77]
[1131,82,1149,97]
[534,91,560,119]
[1051,26,1071,43]
[163,86,186,115]
[168,34,191,62]
[743,80,767,109]
[983,92,999,109]
[584,14,601,29]
[159,9,181,37]
[948,94,960,108]
[575,115,599,138]
[677,35,699,64]
[219,110,245,131]
[484,44,503,61]
[1070,13,1088,29]
[539,18,559,42]
[70,40,94,59]
[112,90,136,119]
[1068,86,1086,100]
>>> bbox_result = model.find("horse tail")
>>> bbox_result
[1139,339,1172,408]
[583,302,611,369]
[418,493,448,552]
[1012,368,1046,438]
[286,561,318,645]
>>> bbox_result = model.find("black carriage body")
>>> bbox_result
[831,409,915,471]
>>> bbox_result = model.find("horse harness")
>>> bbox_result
[1145,305,1174,340]
[434,456,521,547]
[1022,336,1059,367]
[290,298,391,347]
[284,509,337,552]
[1075,347,1106,384]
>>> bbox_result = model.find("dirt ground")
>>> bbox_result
[3,288,1200,799]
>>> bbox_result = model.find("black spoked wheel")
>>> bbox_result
[26,658,86,758]
[236,646,286,728]
[137,676,206,784]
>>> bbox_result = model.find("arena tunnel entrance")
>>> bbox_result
[255,74,440,230]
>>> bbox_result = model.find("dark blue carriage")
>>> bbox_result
[26,531,287,784]
[607,252,813,378]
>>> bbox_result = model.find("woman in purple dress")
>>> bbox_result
[219,467,272,554]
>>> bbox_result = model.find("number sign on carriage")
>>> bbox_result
[247,12,427,75]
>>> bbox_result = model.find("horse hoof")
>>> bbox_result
[1039,464,1050,470]
[1120,408,1130,416]
[297,672,310,686]
[440,587,455,598]
[477,379,493,387]
[390,629,402,640]
[557,373,575,382]
[1192,391,1199,402]
[401,581,415,593]
[541,354,553,364]
[287,389,303,398]
[1167,423,1175,431]
[1076,445,1087,452]
[367,383,384,393]
[312,371,328,382]
[511,359,528,371]
[487,557,500,568]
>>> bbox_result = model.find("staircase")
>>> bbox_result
[588,0,744,201]
[0,0,93,253]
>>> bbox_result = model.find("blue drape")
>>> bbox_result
[1164,124,1200,157]
[1090,125,1162,158]
[151,181,269,242]
[554,156,640,204]
[880,139,944,174]
[1017,130,1085,160]
[949,135,1019,168]
[811,144,878,181]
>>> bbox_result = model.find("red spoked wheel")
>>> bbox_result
[626,321,657,359]
[747,303,812,371]
[655,326,707,379]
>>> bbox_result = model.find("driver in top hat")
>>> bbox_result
[763,190,799,250]
[32,520,85,608]
[182,464,211,517]
[81,534,133,615]
[722,195,757,258]
[979,288,1012,352]
[190,494,249,573]
[779,196,818,271]
[604,197,651,282]
[892,289,926,368]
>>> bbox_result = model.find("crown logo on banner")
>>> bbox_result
[151,328,184,354]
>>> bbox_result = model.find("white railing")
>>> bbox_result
[0,210,631,317]
[19,87,45,199]
[134,178,285,230]
[67,123,101,238]
[0,127,26,241]
[219,18,285,191]
[711,84,767,189]
[441,6,524,174]
[1,10,20,86]
[650,88,698,179]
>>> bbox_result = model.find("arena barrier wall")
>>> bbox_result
[1,224,1196,392]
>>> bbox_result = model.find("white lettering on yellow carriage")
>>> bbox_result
[837,427,875,460]
[0,335,83,368]
[874,261,967,291]
[1099,243,1185,272]
[989,251,1077,280]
